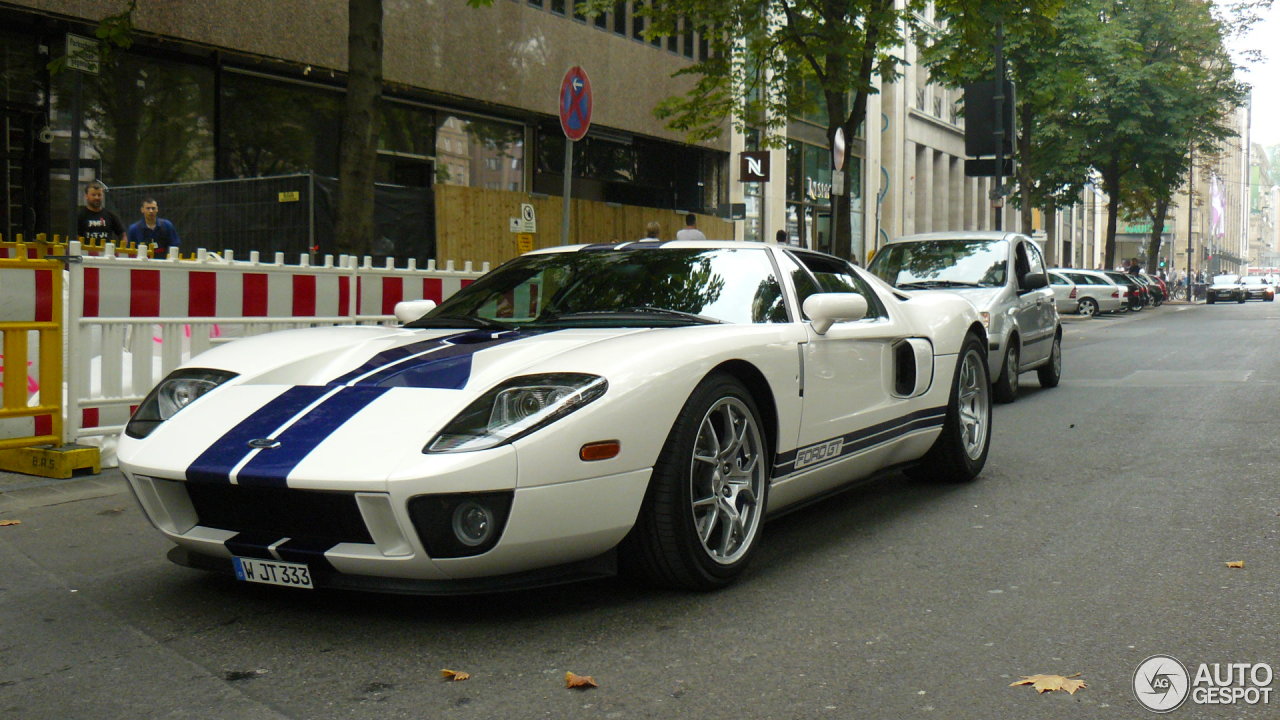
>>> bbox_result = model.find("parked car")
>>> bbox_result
[1239,275,1275,302]
[1206,274,1246,304]
[117,241,993,594]
[1104,271,1147,311]
[1047,271,1080,314]
[1138,274,1166,306]
[868,231,1062,404]
[1056,269,1127,317]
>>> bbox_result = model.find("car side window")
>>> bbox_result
[788,251,887,320]
[1017,241,1047,291]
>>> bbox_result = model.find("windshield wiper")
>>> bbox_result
[544,307,722,325]
[897,280,985,289]
[406,314,512,329]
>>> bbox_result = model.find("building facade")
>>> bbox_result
[0,0,730,253]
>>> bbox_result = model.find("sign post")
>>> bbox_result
[558,66,592,245]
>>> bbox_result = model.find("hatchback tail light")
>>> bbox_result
[1069,287,1078,298]
[1112,289,1120,298]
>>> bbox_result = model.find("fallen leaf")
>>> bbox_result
[440,669,470,682]
[0,520,20,527]
[565,671,598,689]
[1226,560,1244,569]
[1010,673,1087,694]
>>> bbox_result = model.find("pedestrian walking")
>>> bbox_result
[675,213,707,241]
[774,229,790,246]
[126,197,182,256]
[641,221,661,240]
[76,180,126,245]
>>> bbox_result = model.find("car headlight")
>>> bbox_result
[978,311,991,329]
[426,373,607,453]
[125,368,238,439]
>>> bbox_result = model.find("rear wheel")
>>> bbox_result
[1036,333,1062,388]
[992,341,1019,404]
[1077,297,1099,318]
[913,335,991,483]
[621,373,768,590]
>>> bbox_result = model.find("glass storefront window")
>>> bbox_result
[219,71,340,178]
[52,52,216,186]
[434,113,524,191]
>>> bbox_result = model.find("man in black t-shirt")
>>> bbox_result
[76,180,126,244]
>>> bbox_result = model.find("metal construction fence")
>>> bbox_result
[106,173,435,266]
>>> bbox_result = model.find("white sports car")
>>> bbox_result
[118,241,992,593]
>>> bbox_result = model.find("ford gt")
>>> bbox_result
[118,241,992,594]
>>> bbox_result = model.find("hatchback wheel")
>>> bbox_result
[1077,297,1098,318]
[911,334,991,483]
[992,342,1019,404]
[1036,333,1062,388]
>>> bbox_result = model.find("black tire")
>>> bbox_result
[1036,332,1062,388]
[1207,295,1216,304]
[1077,297,1099,318]
[912,334,991,483]
[620,373,769,590]
[991,340,1019,404]
[1238,295,1246,304]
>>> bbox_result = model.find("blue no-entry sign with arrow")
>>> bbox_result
[559,66,592,141]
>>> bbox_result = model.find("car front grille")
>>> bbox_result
[184,482,374,544]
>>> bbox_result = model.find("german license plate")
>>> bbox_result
[232,556,314,589]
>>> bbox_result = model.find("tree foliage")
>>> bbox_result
[927,0,1250,268]
[582,0,1060,259]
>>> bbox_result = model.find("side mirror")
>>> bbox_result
[803,293,868,335]
[394,299,437,324]
[1021,273,1048,291]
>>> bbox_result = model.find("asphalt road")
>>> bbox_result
[2,301,1277,719]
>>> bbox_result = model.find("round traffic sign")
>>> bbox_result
[559,66,592,141]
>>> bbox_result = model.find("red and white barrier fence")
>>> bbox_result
[64,241,486,457]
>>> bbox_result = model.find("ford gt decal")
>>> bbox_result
[772,406,947,479]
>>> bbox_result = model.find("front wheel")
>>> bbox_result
[1037,333,1062,388]
[913,335,991,483]
[992,341,1019,404]
[1077,297,1099,318]
[620,373,769,590]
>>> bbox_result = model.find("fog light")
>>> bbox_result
[407,491,513,558]
[452,501,495,546]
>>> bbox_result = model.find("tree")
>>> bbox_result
[334,0,384,258]
[924,1,1090,236]
[582,1,1058,260]
[1068,0,1245,268]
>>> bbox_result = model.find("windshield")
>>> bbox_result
[1213,274,1240,284]
[412,247,788,328]
[1241,277,1267,285]
[868,238,1008,288]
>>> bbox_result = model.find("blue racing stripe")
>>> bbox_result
[225,531,278,560]
[235,386,390,488]
[351,331,536,389]
[186,386,330,484]
[328,332,470,385]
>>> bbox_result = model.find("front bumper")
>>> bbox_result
[125,465,651,592]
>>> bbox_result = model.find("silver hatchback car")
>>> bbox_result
[868,231,1062,403]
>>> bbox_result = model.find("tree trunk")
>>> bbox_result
[335,0,383,258]
[1146,196,1170,275]
[1101,162,1121,269]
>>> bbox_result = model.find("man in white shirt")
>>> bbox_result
[675,214,707,241]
